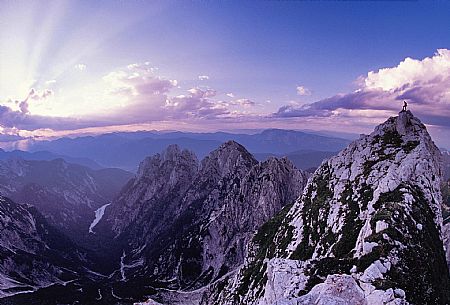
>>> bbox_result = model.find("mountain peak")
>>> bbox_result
[372,110,427,140]
[200,140,257,177]
[137,145,198,180]
[220,140,249,152]
[207,112,449,305]
[160,144,182,161]
[396,110,415,135]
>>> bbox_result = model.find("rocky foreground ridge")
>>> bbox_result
[1,111,449,305]
[150,110,450,305]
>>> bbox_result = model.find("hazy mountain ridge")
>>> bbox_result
[0,148,103,170]
[253,150,337,172]
[0,158,132,244]
[25,129,350,171]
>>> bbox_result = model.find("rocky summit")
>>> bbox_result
[193,111,450,305]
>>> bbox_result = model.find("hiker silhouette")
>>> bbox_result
[402,101,408,111]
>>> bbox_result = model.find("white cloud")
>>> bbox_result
[28,88,53,101]
[226,93,235,98]
[296,85,311,96]
[19,101,29,113]
[198,75,209,80]
[165,87,229,119]
[187,87,216,98]
[103,63,177,97]
[45,80,57,85]
[276,49,450,133]
[74,63,87,71]
[363,49,450,91]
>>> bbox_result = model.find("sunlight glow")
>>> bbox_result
[0,1,157,117]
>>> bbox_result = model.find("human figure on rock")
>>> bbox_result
[402,100,408,112]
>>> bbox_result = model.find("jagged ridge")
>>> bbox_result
[203,111,450,305]
[98,141,308,302]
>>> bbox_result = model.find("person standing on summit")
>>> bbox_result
[402,100,408,111]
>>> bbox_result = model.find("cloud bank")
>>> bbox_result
[0,63,255,133]
[1,50,450,147]
[275,49,450,130]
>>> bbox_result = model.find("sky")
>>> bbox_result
[1,0,450,148]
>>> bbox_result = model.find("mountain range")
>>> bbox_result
[0,158,132,245]
[0,112,449,305]
[25,129,350,171]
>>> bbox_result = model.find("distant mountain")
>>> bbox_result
[254,150,337,171]
[0,148,103,170]
[26,129,350,171]
[298,129,360,141]
[28,134,222,171]
[0,158,133,244]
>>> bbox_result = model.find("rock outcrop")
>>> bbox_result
[201,111,450,305]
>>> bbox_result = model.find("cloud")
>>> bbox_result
[5,50,449,147]
[198,75,209,81]
[8,88,55,115]
[19,101,29,114]
[363,49,450,91]
[230,98,255,107]
[275,49,450,130]
[103,63,177,96]
[45,80,57,85]
[0,126,26,143]
[28,88,53,101]
[296,85,311,96]
[166,87,230,119]
[74,63,86,71]
[0,63,247,131]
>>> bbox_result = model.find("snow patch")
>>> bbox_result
[89,203,111,233]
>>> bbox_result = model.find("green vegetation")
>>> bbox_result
[235,203,293,297]
[290,164,333,260]
[402,140,420,153]
[382,129,403,147]
[367,184,450,304]
[331,184,364,258]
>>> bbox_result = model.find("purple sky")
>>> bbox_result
[0,1,449,148]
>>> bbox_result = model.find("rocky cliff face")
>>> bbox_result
[104,144,199,238]
[0,196,92,298]
[0,158,132,243]
[99,142,308,299]
[199,111,449,305]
